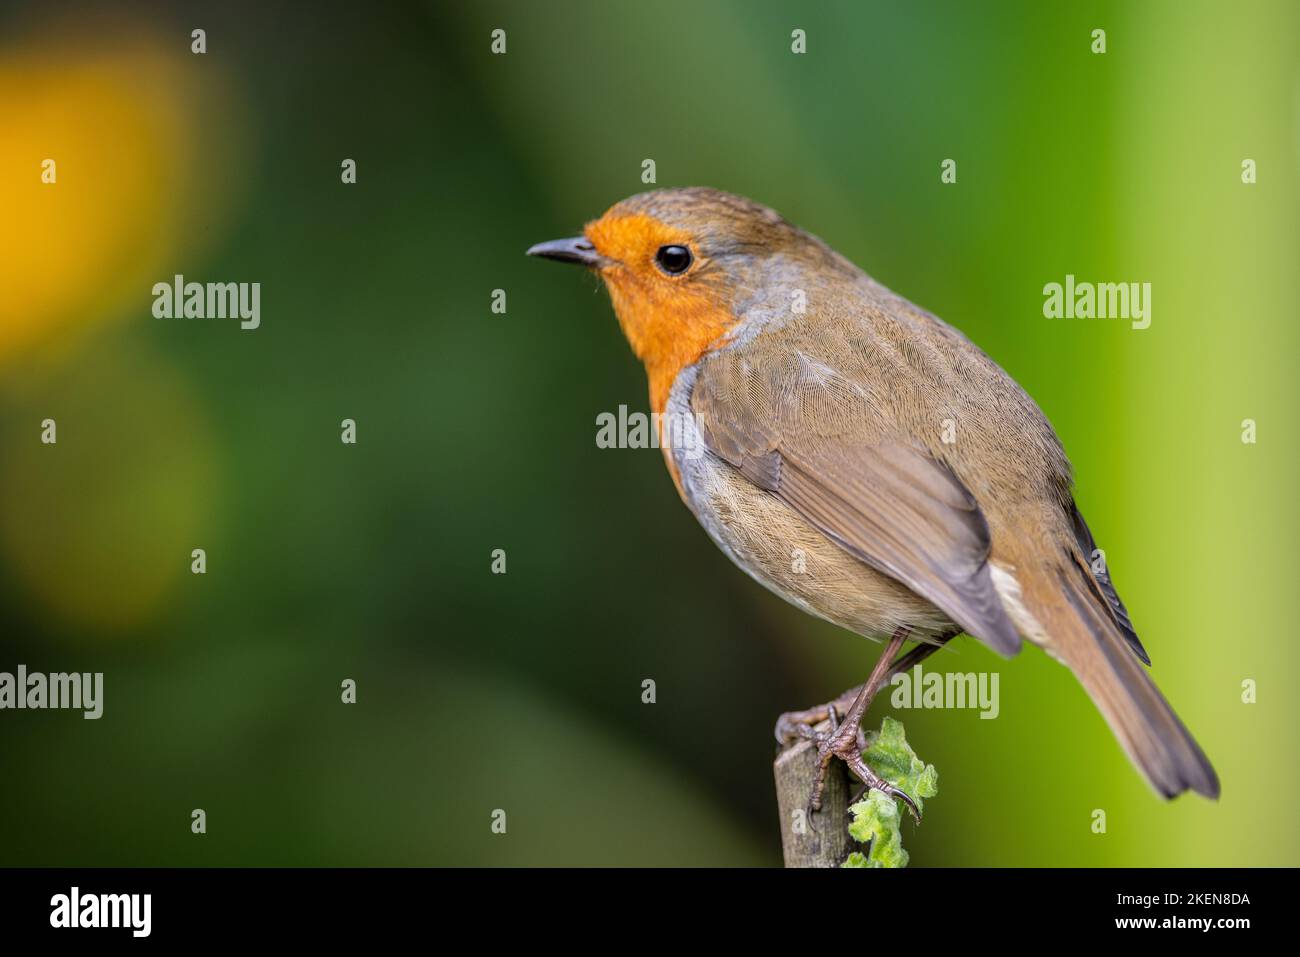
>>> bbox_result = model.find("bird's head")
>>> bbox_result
[528,187,845,411]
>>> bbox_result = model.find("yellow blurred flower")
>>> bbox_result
[0,30,237,364]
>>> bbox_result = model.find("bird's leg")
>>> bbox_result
[806,627,926,820]
[774,635,948,747]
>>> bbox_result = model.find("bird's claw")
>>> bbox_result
[819,723,923,824]
[851,779,922,823]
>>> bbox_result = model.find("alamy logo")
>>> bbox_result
[1042,274,1151,330]
[0,666,103,719]
[50,887,150,937]
[595,405,705,460]
[890,664,1000,719]
[152,274,261,329]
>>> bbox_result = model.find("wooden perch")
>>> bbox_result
[773,724,856,868]
[774,636,943,866]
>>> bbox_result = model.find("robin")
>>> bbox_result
[528,188,1219,813]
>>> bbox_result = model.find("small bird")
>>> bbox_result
[529,188,1219,810]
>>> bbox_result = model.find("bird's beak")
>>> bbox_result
[526,236,604,268]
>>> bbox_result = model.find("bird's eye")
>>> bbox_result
[654,244,693,275]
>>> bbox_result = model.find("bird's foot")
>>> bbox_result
[806,705,922,824]
[782,627,929,826]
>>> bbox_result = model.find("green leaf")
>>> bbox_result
[844,789,908,867]
[841,716,938,869]
[861,715,939,814]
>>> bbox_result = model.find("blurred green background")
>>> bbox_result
[0,0,1296,866]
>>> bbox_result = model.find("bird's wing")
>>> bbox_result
[689,346,1022,655]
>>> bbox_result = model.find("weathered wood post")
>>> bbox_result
[773,725,855,867]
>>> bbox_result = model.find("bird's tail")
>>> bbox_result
[1012,551,1219,799]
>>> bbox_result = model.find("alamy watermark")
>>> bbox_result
[152,274,260,330]
[595,405,705,460]
[890,664,999,719]
[0,665,103,719]
[1043,274,1150,330]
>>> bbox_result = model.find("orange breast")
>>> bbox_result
[606,279,733,499]
[609,286,732,414]
[584,212,737,495]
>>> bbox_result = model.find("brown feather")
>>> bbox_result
[1042,553,1218,797]
[692,352,1021,654]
